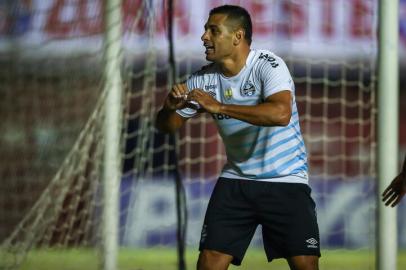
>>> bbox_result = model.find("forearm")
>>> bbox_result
[155,107,185,133]
[218,102,291,126]
[187,89,292,126]
[401,155,406,176]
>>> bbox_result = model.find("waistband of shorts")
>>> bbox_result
[220,171,308,185]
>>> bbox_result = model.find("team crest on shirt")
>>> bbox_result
[224,88,233,100]
[241,80,256,97]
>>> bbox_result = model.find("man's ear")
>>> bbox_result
[233,29,244,45]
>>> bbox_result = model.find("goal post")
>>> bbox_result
[102,0,124,270]
[377,0,399,269]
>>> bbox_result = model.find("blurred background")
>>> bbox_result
[0,0,405,269]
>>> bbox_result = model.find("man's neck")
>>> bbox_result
[219,48,250,77]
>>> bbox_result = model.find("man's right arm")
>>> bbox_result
[155,83,190,133]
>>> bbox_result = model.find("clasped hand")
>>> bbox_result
[165,83,221,114]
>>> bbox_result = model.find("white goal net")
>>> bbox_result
[0,0,378,269]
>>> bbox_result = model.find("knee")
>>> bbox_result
[197,249,233,270]
[287,255,319,270]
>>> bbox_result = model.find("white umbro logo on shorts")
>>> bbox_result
[306,238,318,248]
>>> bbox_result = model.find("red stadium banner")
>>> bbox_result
[0,0,405,60]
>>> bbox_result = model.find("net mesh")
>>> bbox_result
[0,0,377,269]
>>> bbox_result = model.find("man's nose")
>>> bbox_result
[201,31,208,42]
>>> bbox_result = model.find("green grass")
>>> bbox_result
[11,248,406,270]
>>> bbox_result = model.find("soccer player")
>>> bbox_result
[156,5,320,270]
[382,155,406,207]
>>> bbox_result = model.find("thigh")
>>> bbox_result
[199,178,258,266]
[257,183,321,261]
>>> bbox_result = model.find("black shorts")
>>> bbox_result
[199,178,321,266]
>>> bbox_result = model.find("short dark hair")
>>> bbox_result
[209,5,253,45]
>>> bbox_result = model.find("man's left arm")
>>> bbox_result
[187,89,291,126]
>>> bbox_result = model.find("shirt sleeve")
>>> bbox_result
[176,73,200,118]
[259,55,295,99]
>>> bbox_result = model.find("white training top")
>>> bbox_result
[177,49,308,184]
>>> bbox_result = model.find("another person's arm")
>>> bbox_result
[382,155,406,207]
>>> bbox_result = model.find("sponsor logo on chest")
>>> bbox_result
[204,85,217,98]
[204,84,217,91]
